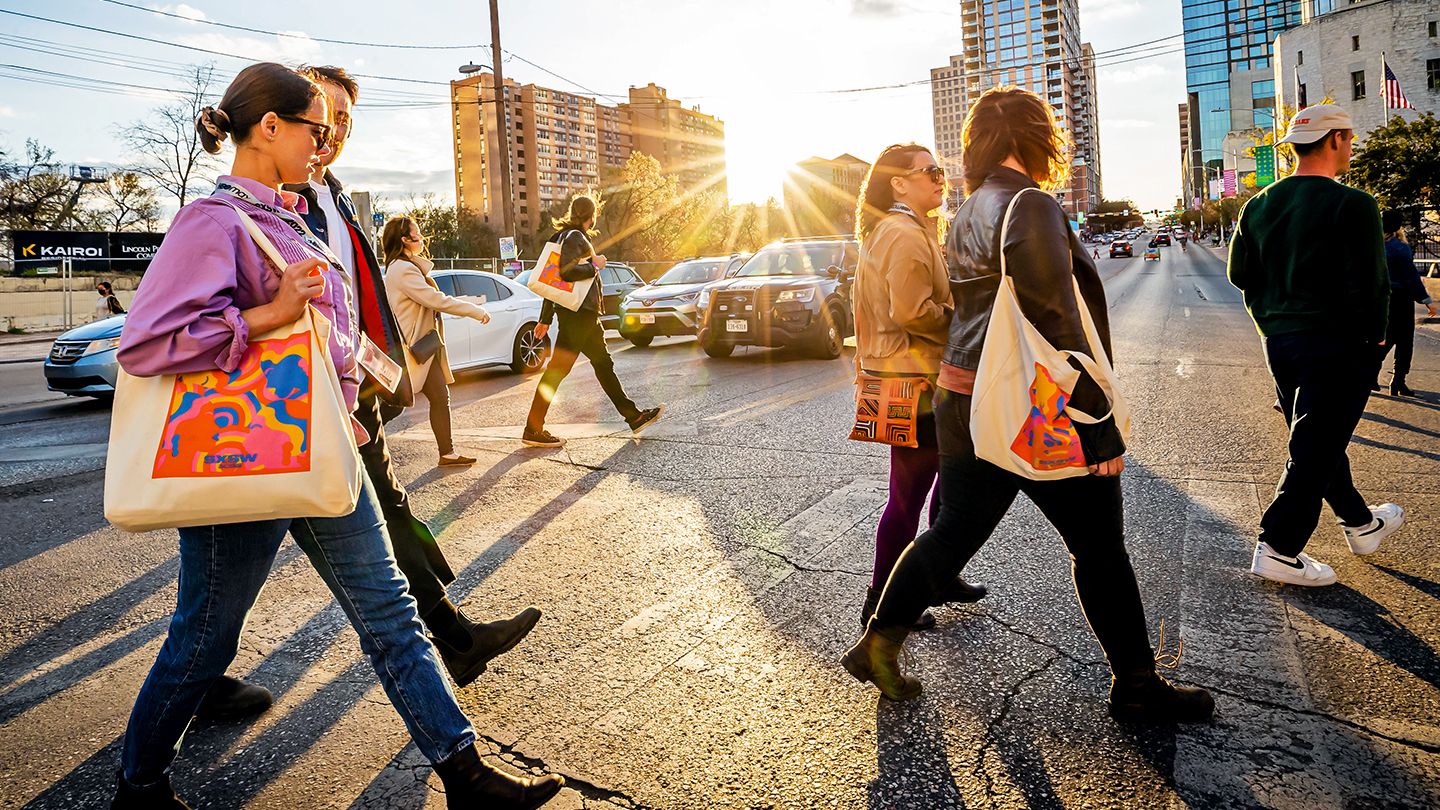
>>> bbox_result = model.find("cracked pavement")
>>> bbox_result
[1,243,1438,808]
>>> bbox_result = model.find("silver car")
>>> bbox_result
[44,315,124,398]
[617,255,747,347]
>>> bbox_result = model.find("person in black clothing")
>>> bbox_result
[840,88,1212,724]
[523,194,663,447]
[193,66,544,725]
[1376,210,1437,397]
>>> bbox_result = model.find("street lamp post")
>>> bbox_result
[1212,106,1288,177]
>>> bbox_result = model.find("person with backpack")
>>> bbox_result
[111,62,563,810]
[95,282,125,319]
[841,87,1213,724]
[851,142,987,632]
[522,195,662,447]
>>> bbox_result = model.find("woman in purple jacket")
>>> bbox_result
[111,63,562,810]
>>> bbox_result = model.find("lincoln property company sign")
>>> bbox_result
[10,230,165,274]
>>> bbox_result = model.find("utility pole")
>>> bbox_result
[489,0,513,238]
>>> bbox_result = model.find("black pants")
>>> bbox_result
[419,362,454,456]
[1258,332,1378,556]
[353,390,456,617]
[874,388,1154,673]
[526,307,640,432]
[1378,294,1416,381]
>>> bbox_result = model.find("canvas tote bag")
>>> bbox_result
[104,205,362,532]
[526,231,595,311]
[970,188,1131,480]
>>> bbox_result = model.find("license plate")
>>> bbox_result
[638,313,655,324]
[725,319,748,332]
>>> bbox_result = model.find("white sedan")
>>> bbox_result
[428,270,551,373]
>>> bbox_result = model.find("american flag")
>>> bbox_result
[1382,62,1416,110]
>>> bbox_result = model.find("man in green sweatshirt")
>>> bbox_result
[1228,103,1404,588]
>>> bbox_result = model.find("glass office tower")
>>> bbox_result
[1182,0,1302,201]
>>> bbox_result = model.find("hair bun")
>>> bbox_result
[195,106,231,153]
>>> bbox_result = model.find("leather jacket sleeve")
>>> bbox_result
[1004,191,1125,463]
[558,230,598,282]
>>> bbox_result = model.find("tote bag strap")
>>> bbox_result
[217,201,330,349]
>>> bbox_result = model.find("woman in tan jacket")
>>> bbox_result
[853,143,986,630]
[382,215,491,467]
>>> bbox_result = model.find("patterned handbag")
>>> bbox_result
[848,372,928,449]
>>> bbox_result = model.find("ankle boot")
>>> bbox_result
[860,587,935,631]
[840,620,922,701]
[1390,378,1415,397]
[932,575,988,605]
[111,770,190,809]
[433,743,564,810]
[194,675,273,721]
[1108,669,1215,724]
[426,601,542,688]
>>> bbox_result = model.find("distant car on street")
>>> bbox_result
[1109,239,1133,258]
[696,237,856,360]
[44,315,123,398]
[1154,232,1171,246]
[617,254,748,347]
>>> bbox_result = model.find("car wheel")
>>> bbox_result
[699,328,733,358]
[628,334,653,348]
[811,305,843,360]
[511,324,551,374]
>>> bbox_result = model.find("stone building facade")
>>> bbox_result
[1274,0,1440,140]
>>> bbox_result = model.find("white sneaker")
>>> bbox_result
[1341,504,1404,555]
[1251,541,1337,586]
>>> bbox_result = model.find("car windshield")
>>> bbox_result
[656,260,726,285]
[737,245,842,277]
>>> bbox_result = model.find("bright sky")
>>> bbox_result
[0,0,1188,216]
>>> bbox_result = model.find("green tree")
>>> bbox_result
[1347,112,1440,213]
[0,140,73,231]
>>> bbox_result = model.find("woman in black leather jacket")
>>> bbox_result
[842,88,1213,724]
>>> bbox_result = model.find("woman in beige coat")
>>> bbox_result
[852,143,986,631]
[382,215,490,467]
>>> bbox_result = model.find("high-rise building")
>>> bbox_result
[451,74,723,239]
[622,84,727,197]
[1178,102,1193,206]
[1181,1,1303,200]
[929,0,1102,219]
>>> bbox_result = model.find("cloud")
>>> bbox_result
[353,58,366,67]
[849,0,953,18]
[0,106,14,117]
[334,167,454,200]
[155,3,207,21]
[1080,0,1143,23]
[175,31,324,64]
[1106,119,1156,128]
[1103,63,1170,83]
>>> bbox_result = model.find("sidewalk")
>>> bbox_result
[0,331,61,364]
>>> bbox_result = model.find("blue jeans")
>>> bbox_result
[120,473,475,786]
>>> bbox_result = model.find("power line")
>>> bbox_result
[100,0,490,50]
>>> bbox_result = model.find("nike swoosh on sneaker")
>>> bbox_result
[1267,555,1306,570]
[1354,519,1384,537]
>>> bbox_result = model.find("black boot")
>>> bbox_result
[1390,379,1415,397]
[1108,669,1215,724]
[932,575,988,605]
[433,743,564,810]
[426,600,542,688]
[194,675,273,721]
[111,770,190,809]
[860,587,935,632]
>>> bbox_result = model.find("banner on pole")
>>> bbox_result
[1254,145,1275,187]
[1222,169,1238,197]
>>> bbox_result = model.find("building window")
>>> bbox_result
[1297,50,1303,66]
[1299,83,1308,108]
[1351,35,1360,51]
[1429,59,1440,91]
[1430,21,1437,38]
[1352,70,1366,100]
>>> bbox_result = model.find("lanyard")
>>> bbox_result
[214,181,348,281]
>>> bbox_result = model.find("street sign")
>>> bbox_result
[372,213,384,228]
[499,237,517,261]
[1254,144,1275,187]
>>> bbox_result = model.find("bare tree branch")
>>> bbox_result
[115,63,222,209]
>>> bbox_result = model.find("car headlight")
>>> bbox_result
[697,288,711,308]
[85,337,121,355]
[776,288,815,303]
[679,291,700,301]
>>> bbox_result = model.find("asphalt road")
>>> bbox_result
[1,241,1438,809]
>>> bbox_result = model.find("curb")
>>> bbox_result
[0,357,45,365]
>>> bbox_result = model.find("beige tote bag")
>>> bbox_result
[104,206,362,532]
[970,188,1131,480]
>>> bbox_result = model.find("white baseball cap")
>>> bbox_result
[1277,104,1354,145]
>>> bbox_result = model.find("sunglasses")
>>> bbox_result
[278,115,332,149]
[902,165,947,184]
